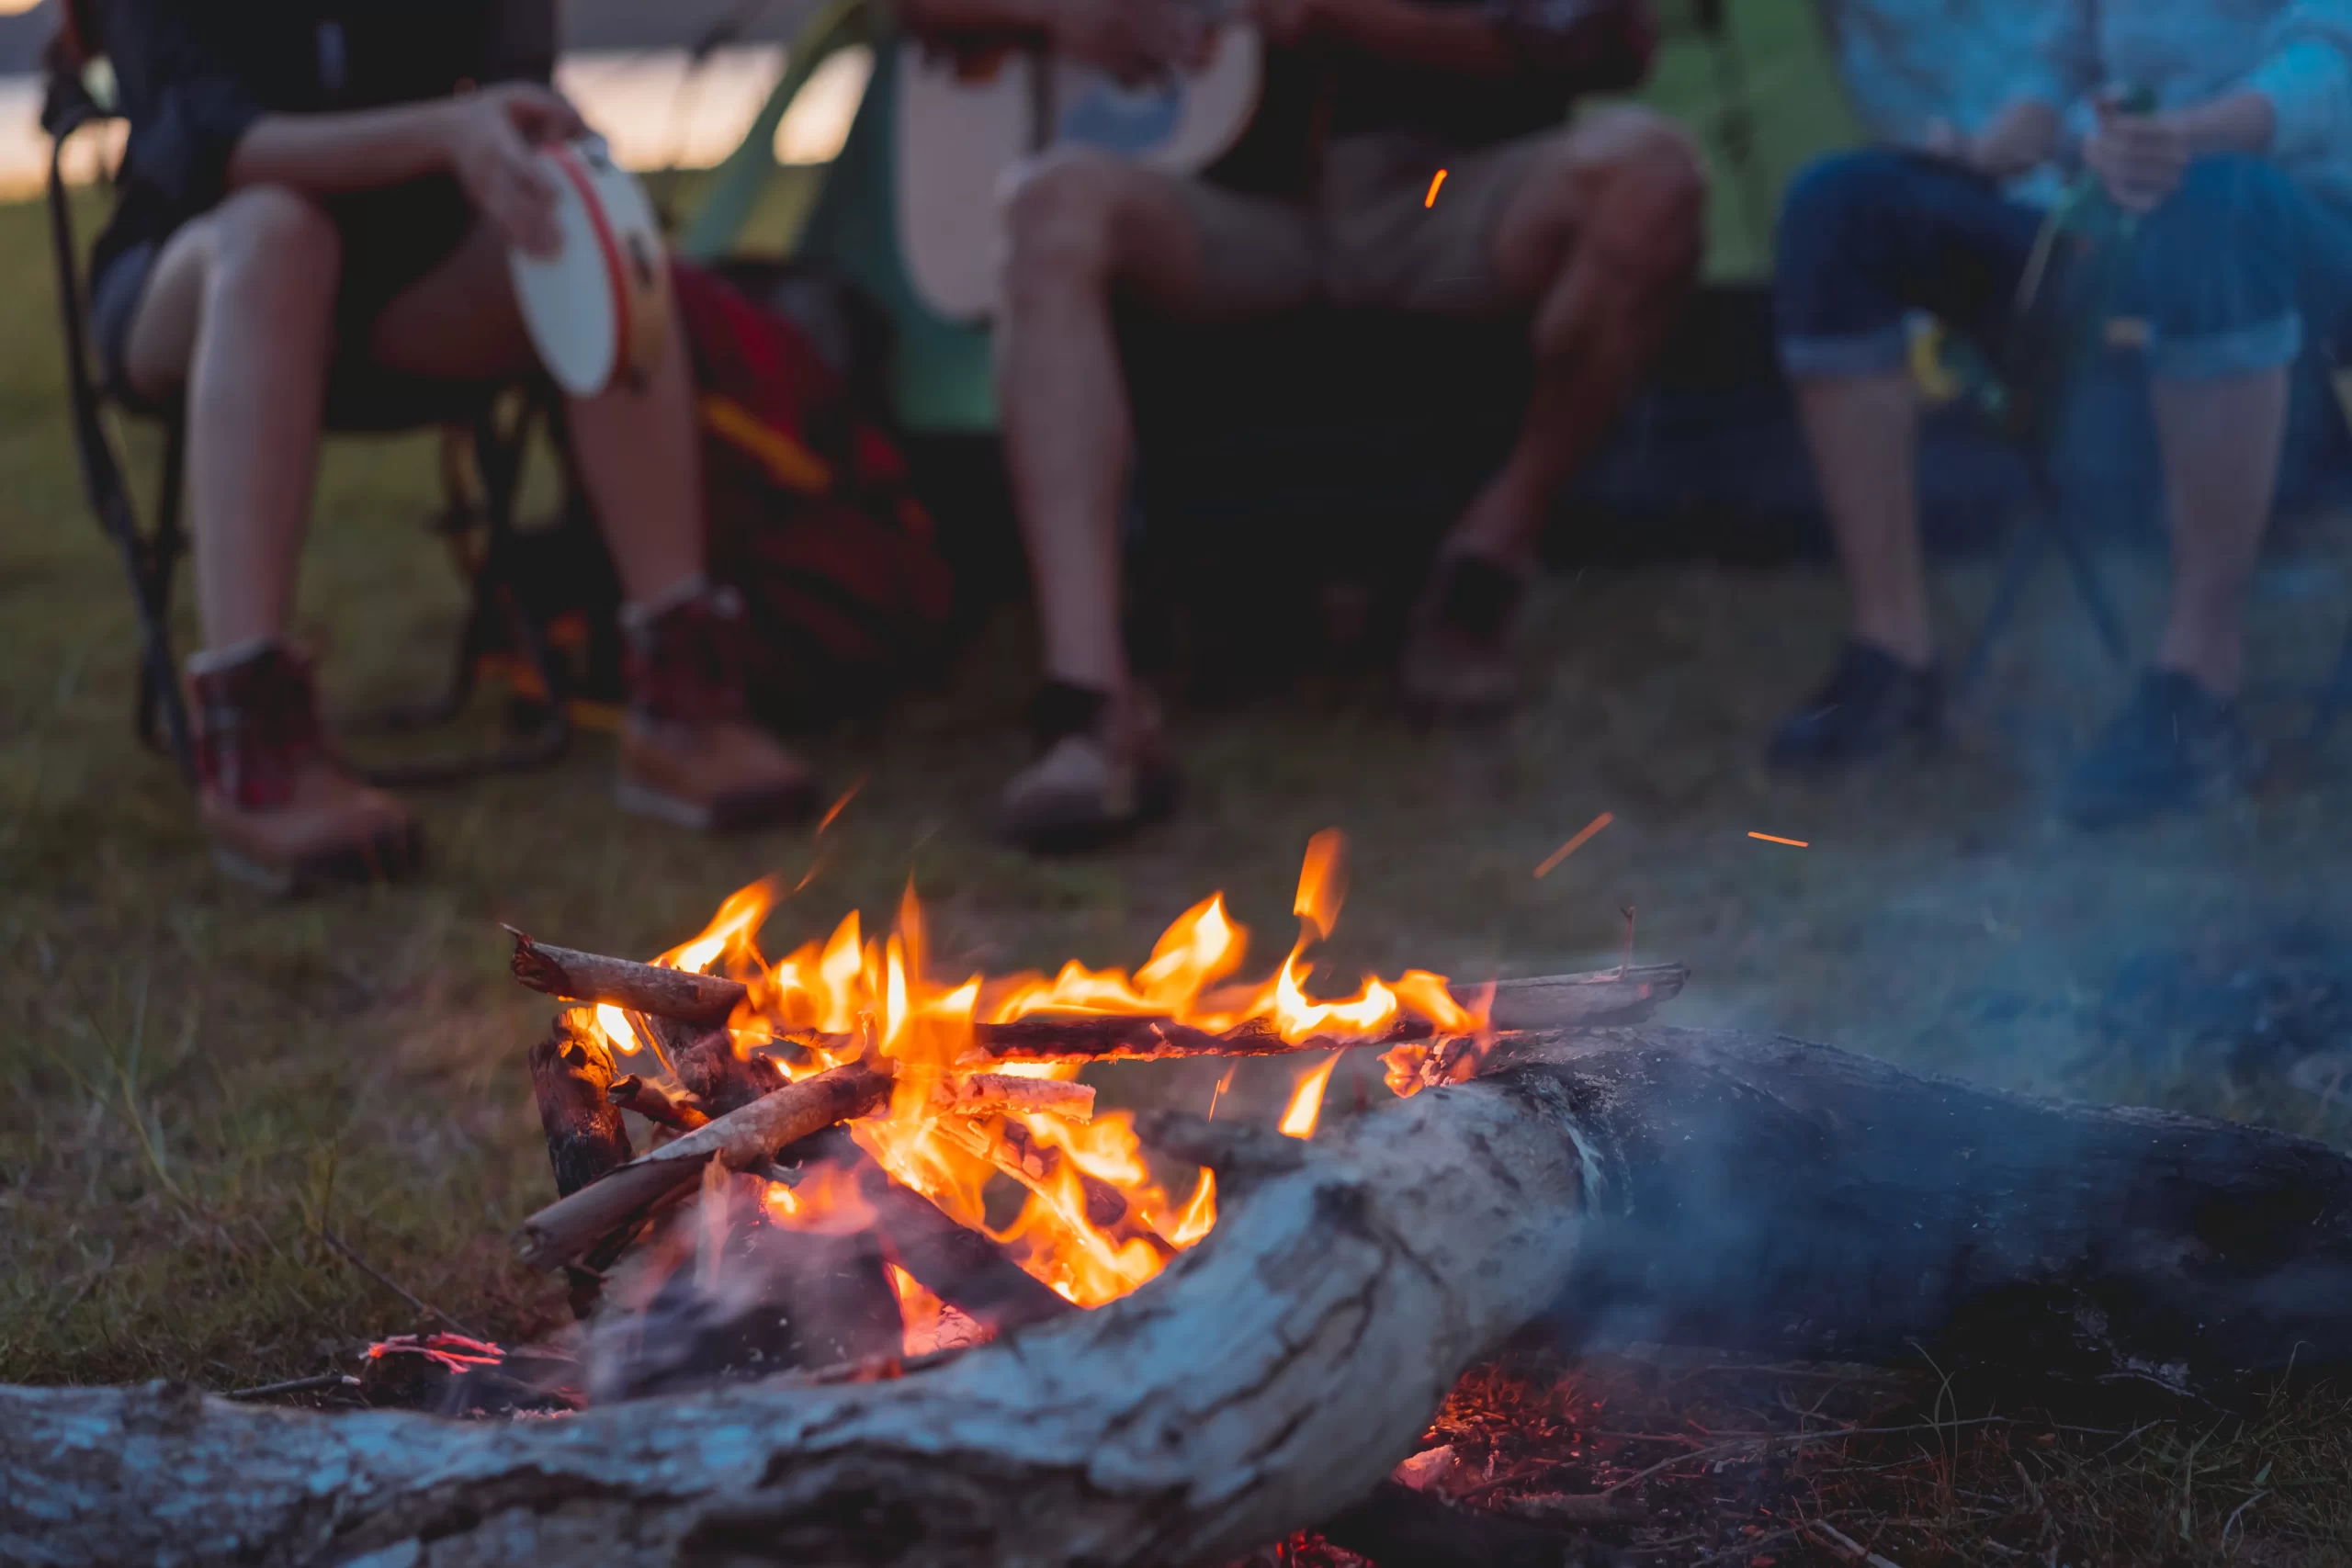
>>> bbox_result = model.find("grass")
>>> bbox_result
[3,61,2350,1557]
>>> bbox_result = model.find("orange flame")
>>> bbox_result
[1279,1053,1340,1139]
[611,833,1483,1312]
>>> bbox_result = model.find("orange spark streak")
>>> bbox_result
[1533,811,1614,878]
[816,776,866,835]
[1425,169,1448,207]
[1747,832,1810,847]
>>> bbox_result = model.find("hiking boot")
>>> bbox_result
[1767,640,1945,770]
[189,641,421,893]
[1399,554,1530,718]
[2059,670,2262,829]
[996,681,1179,853]
[617,580,819,830]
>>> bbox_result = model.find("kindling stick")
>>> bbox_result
[514,1062,890,1269]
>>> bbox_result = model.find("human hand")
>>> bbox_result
[440,82,587,257]
[2085,96,2190,212]
[1043,0,1212,84]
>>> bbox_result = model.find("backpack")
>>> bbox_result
[671,259,956,730]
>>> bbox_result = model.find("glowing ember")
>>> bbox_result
[600,832,1484,1310]
[366,1333,505,1374]
[1279,1054,1340,1139]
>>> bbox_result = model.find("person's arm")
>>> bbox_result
[1928,98,2062,179]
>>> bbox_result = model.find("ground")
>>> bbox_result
[6,82,2352,1568]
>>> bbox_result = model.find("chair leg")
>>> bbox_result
[1955,512,2049,698]
[132,414,198,782]
[2037,484,2132,671]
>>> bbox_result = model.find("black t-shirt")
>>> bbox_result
[91,0,554,283]
[1205,0,1655,197]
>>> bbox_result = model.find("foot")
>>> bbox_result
[618,580,819,831]
[188,642,421,893]
[996,681,1179,854]
[2058,670,2261,829]
[1767,640,1944,771]
[1399,553,1531,718]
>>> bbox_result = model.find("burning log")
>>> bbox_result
[507,927,745,1025]
[933,1073,1096,1122]
[515,1062,891,1269]
[608,1074,710,1133]
[505,924,1684,1055]
[672,1027,788,1116]
[526,1011,632,1197]
[16,1024,2352,1568]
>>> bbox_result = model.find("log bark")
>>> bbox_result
[526,1013,633,1197]
[507,928,746,1025]
[515,1063,891,1269]
[9,1025,2351,1568]
[672,1027,788,1117]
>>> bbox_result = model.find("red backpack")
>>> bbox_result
[672,260,955,729]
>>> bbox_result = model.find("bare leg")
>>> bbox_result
[123,187,342,653]
[1446,108,1706,568]
[2149,368,2290,697]
[368,225,702,601]
[994,153,1236,694]
[1792,371,1935,667]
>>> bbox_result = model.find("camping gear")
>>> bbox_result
[672,261,956,728]
[509,134,672,397]
[894,17,1262,320]
[40,14,582,790]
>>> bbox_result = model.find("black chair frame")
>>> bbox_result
[44,86,578,790]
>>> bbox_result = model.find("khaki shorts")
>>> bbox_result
[1167,129,1555,319]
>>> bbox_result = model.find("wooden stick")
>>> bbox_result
[506,926,746,1025]
[933,1074,1095,1122]
[527,1012,634,1197]
[514,1062,890,1270]
[607,1075,710,1133]
[673,1026,787,1117]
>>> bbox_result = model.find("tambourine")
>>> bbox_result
[507,134,670,398]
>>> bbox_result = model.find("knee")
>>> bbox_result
[1572,110,1708,286]
[1000,152,1133,302]
[1777,150,1905,269]
[207,186,341,299]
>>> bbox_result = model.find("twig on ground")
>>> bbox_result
[1809,1519,1905,1567]
[321,1226,479,1338]
[226,1372,360,1402]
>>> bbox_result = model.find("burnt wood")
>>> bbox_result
[672,1027,788,1117]
[507,927,746,1025]
[526,1013,633,1198]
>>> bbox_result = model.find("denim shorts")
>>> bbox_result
[90,175,480,400]
[1775,148,2352,383]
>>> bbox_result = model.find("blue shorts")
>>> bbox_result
[89,175,479,402]
[1775,148,2352,383]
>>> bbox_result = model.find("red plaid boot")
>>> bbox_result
[617,580,819,829]
[188,641,421,892]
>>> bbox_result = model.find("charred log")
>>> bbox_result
[673,1027,789,1117]
[608,1074,711,1133]
[516,1062,891,1269]
[8,1026,2352,1568]
[526,1012,633,1197]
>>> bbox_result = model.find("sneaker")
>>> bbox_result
[996,682,1179,853]
[1767,640,1945,770]
[1398,554,1529,718]
[188,641,422,893]
[2059,670,2262,829]
[617,580,819,830]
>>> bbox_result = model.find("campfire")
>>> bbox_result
[507,830,1684,1384]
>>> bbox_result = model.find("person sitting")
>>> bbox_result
[1769,0,2352,827]
[89,0,817,890]
[897,0,1706,852]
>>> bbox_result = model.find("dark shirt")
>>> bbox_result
[90,0,554,285]
[1208,0,1656,196]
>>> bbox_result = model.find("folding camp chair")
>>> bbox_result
[41,51,583,792]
